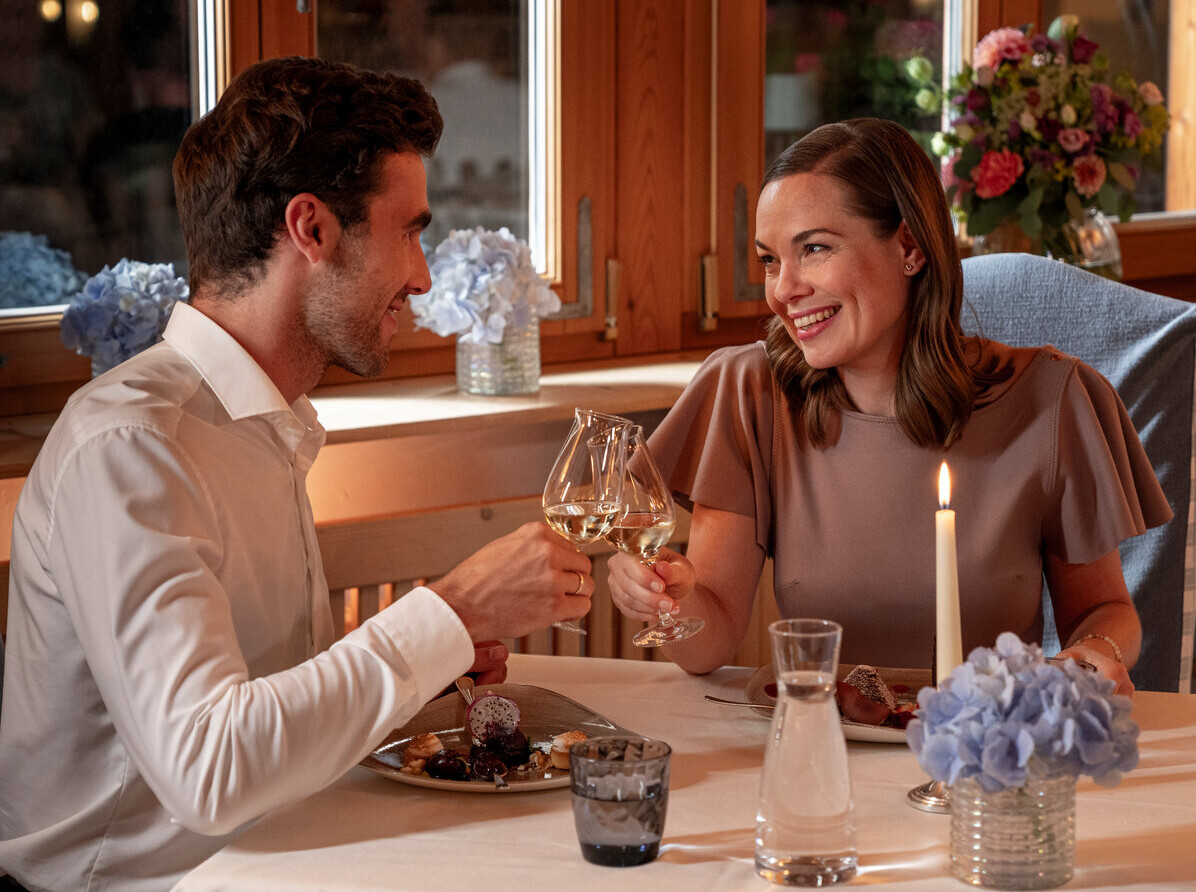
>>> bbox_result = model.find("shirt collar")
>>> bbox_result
[163,302,326,460]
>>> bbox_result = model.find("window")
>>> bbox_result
[0,0,193,314]
[2,0,1194,420]
[764,0,945,164]
[1041,0,1182,214]
[318,0,536,257]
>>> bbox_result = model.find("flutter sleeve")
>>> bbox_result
[646,343,775,552]
[1044,359,1173,563]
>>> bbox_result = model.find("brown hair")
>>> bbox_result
[761,118,1008,448]
[172,56,442,296]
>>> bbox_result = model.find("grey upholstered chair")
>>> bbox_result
[962,253,1196,692]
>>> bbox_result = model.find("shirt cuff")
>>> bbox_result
[362,585,475,704]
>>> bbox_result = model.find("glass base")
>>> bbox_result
[580,841,659,867]
[907,778,951,813]
[632,615,705,647]
[755,854,857,886]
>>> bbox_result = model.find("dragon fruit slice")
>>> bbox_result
[466,692,521,742]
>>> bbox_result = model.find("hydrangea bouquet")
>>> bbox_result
[907,632,1138,792]
[60,258,190,370]
[409,227,560,345]
[0,231,88,310]
[906,16,1170,256]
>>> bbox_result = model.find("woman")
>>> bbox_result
[608,118,1170,695]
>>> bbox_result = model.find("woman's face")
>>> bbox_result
[755,171,918,412]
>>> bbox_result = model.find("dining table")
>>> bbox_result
[172,653,1196,891]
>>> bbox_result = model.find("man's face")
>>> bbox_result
[301,153,432,378]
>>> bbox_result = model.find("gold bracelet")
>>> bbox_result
[1071,632,1123,665]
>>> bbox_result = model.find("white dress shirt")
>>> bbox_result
[0,303,474,891]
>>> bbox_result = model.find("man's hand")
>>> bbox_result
[429,522,594,642]
[470,640,509,686]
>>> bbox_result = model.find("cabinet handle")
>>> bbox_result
[297,0,310,13]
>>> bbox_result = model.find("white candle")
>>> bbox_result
[935,462,963,683]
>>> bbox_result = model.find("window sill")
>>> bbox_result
[0,354,707,480]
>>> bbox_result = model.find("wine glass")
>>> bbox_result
[607,426,705,647]
[543,409,632,634]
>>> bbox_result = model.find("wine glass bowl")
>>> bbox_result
[607,426,705,647]
[543,409,632,634]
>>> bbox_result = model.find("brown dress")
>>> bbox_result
[648,340,1173,668]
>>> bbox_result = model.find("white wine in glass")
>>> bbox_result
[607,426,705,647]
[542,408,631,634]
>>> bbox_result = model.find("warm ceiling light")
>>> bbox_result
[79,0,99,23]
[38,0,63,21]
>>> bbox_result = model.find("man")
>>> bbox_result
[0,57,592,891]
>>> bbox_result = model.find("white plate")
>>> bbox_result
[361,682,639,793]
[744,664,929,744]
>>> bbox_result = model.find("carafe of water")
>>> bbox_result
[755,618,857,886]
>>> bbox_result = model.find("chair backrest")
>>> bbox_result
[962,253,1196,692]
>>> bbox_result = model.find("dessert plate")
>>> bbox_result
[362,682,639,793]
[744,664,929,744]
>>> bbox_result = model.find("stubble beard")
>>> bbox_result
[300,242,393,380]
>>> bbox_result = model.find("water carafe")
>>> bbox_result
[755,618,857,886]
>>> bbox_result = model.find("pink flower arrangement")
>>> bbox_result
[907,15,1170,258]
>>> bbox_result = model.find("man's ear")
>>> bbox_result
[284,193,340,264]
[896,220,926,275]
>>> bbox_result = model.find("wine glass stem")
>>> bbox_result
[643,555,675,628]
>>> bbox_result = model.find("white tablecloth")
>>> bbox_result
[173,654,1196,891]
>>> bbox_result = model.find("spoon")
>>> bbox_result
[704,694,774,710]
[455,675,475,706]
[454,676,510,790]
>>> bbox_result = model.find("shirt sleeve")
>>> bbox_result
[647,343,775,552]
[44,424,474,836]
[1043,359,1174,563]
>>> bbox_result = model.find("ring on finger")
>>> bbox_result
[570,570,585,595]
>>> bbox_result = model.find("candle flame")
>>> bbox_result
[939,462,951,509]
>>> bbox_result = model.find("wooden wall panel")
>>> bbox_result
[614,0,686,356]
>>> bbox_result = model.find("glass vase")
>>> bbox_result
[455,314,541,396]
[949,774,1076,890]
[970,209,1122,282]
[970,220,1037,257]
[1046,208,1123,281]
[91,356,116,379]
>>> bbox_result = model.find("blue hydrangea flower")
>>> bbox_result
[0,231,88,309]
[60,258,189,366]
[409,227,561,345]
[908,632,1138,791]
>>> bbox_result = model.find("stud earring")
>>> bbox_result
[904,263,914,271]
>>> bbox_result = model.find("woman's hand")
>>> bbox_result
[1055,640,1134,696]
[607,547,696,622]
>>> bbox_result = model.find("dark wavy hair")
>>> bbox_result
[173,56,442,296]
[761,118,1009,448]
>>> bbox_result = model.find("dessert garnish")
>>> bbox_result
[466,692,521,741]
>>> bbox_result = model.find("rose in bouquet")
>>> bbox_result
[0,231,88,309]
[60,258,190,369]
[907,16,1170,256]
[409,227,560,345]
[907,632,1138,792]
